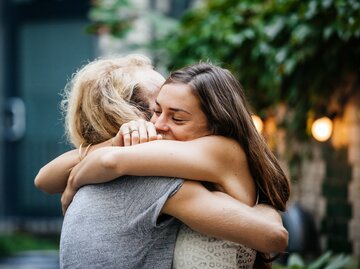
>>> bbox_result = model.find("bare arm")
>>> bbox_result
[162,181,288,253]
[34,139,113,194]
[60,135,255,213]
[35,149,79,194]
[34,120,159,194]
[68,136,248,197]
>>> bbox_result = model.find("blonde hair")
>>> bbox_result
[61,54,153,147]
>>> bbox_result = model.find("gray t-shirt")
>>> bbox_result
[60,176,184,269]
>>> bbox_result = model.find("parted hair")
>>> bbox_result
[165,62,290,268]
[61,54,153,147]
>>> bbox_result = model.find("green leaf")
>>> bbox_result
[264,17,286,40]
[305,0,318,19]
[325,254,355,269]
[287,253,305,268]
[291,24,312,44]
[322,0,333,9]
[308,251,333,269]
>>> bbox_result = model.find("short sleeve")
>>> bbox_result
[137,177,184,234]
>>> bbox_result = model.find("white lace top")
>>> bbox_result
[173,224,256,269]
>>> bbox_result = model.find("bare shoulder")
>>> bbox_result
[194,136,255,204]
[193,135,235,144]
[151,135,242,154]
[193,135,242,149]
[192,135,246,162]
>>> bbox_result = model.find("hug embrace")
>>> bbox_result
[35,54,290,269]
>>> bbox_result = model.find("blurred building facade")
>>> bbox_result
[0,0,97,233]
[0,0,197,233]
[280,90,360,259]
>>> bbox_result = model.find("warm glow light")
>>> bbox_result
[252,115,264,133]
[311,117,333,142]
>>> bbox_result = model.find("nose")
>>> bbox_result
[153,113,169,133]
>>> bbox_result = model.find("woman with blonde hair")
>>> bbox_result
[36,54,163,193]
[35,55,288,268]
[63,54,158,146]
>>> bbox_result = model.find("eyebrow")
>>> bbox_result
[155,99,192,115]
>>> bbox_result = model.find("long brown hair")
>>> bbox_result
[165,62,290,267]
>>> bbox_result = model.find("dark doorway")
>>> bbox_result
[2,0,96,218]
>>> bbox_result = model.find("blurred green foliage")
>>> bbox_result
[273,251,358,269]
[87,0,137,38]
[89,0,360,140]
[160,0,360,140]
[0,233,59,257]
[87,0,177,40]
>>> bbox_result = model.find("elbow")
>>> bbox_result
[267,225,288,253]
[34,169,53,194]
[34,174,42,190]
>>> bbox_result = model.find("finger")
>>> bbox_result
[146,122,158,141]
[130,130,140,145]
[157,134,163,140]
[112,128,124,147]
[123,132,132,147]
[137,120,148,143]
[129,121,140,145]
[62,203,67,216]
[62,192,73,215]
[61,195,67,215]
[119,123,131,146]
[113,133,124,147]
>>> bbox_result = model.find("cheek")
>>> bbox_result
[166,126,185,141]
[188,121,210,139]
[172,126,198,141]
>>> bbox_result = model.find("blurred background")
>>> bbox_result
[0,0,359,268]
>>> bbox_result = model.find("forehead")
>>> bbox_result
[157,83,200,109]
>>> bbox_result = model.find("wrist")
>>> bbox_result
[68,172,80,191]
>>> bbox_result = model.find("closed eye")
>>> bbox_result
[173,118,183,122]
[172,118,187,123]
[153,109,161,116]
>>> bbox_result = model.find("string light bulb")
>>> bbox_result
[311,117,333,142]
[252,115,264,133]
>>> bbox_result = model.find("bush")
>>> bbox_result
[0,233,59,257]
[273,251,358,269]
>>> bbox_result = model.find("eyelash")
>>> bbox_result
[153,109,185,123]
[172,118,184,123]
